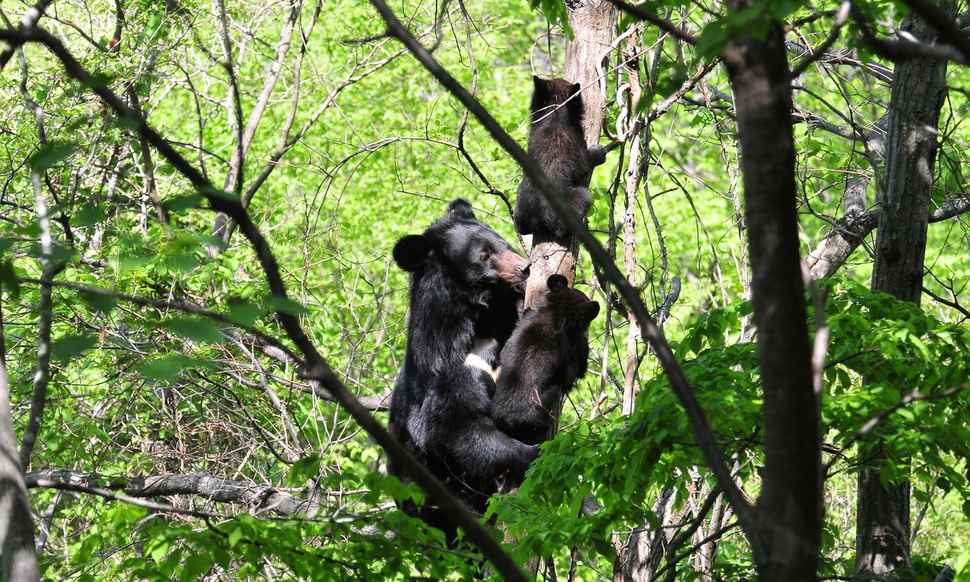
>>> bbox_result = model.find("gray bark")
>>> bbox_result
[0,363,40,582]
[856,3,951,575]
[524,0,615,310]
[723,8,820,579]
[25,470,318,516]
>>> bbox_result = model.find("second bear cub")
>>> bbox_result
[515,76,606,242]
[492,275,599,445]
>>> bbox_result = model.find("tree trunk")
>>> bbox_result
[722,7,820,580]
[0,362,40,581]
[523,0,614,310]
[518,3,614,576]
[856,3,951,575]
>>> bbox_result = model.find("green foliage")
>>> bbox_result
[495,283,969,575]
[0,0,967,579]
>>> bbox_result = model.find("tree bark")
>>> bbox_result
[25,470,318,516]
[518,3,614,576]
[0,362,40,582]
[523,0,615,310]
[856,3,951,575]
[723,7,820,580]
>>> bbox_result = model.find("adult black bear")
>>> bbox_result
[389,199,536,526]
[515,76,607,242]
[492,275,599,445]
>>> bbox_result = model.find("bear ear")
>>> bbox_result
[532,76,549,108]
[393,235,431,272]
[547,274,569,292]
[570,82,582,96]
[448,198,476,220]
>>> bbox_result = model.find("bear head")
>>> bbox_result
[543,274,599,332]
[530,76,584,129]
[393,199,529,291]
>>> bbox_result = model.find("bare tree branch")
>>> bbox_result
[211,0,303,245]
[850,3,969,64]
[0,0,52,71]
[806,193,970,279]
[0,361,40,582]
[17,46,64,471]
[790,1,851,78]
[25,470,319,516]
[897,0,970,61]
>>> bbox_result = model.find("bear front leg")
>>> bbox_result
[447,417,539,485]
[571,186,593,219]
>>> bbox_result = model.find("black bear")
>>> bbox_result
[515,76,607,242]
[492,275,599,445]
[389,198,537,527]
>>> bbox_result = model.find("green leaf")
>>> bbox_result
[287,454,321,487]
[0,260,21,298]
[52,334,97,363]
[150,540,170,563]
[73,205,107,227]
[225,298,263,326]
[79,290,117,315]
[157,317,224,344]
[29,142,79,172]
[137,354,212,382]
[227,527,243,548]
[164,194,206,213]
[264,295,309,316]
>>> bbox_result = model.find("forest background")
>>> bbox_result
[0,0,968,580]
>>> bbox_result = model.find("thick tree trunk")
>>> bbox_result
[564,0,614,146]
[856,4,950,575]
[0,363,40,581]
[523,0,614,310]
[723,9,820,581]
[518,3,614,576]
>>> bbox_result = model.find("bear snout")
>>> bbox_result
[494,250,530,284]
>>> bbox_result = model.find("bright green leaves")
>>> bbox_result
[78,289,118,315]
[137,354,214,382]
[162,193,206,215]
[529,0,571,36]
[263,294,309,317]
[51,334,98,364]
[155,317,225,344]
[286,454,321,486]
[0,257,20,298]
[73,205,107,228]
[29,141,79,173]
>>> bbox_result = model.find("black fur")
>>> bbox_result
[389,199,536,524]
[492,275,599,445]
[515,76,601,242]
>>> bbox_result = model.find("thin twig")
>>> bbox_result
[790,1,850,78]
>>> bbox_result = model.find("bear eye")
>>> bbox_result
[479,249,491,262]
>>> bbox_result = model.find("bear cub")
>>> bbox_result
[515,76,607,242]
[492,274,600,445]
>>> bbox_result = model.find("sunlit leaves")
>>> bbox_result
[28,141,79,173]
[137,353,214,381]
[51,334,98,364]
